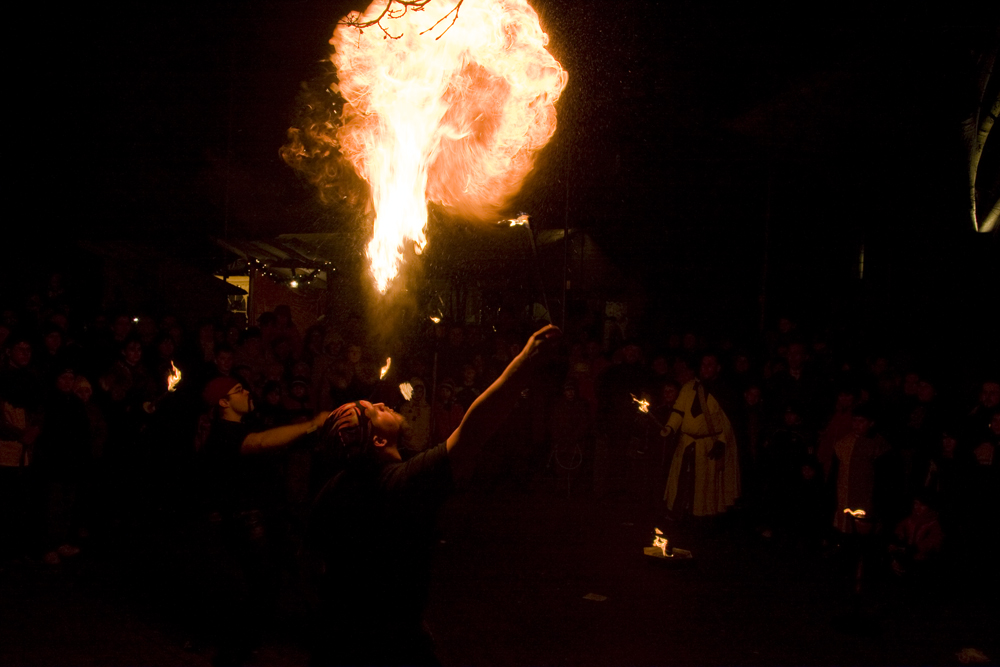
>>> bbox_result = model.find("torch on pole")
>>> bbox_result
[506,214,551,322]
[144,361,182,413]
[631,394,665,431]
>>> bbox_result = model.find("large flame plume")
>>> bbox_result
[284,0,567,293]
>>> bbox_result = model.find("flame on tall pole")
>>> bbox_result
[306,0,567,293]
[399,382,414,400]
[166,361,182,392]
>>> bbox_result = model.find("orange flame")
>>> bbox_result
[399,382,414,400]
[631,394,650,414]
[843,508,867,519]
[167,361,182,392]
[380,357,392,380]
[328,0,567,292]
[652,528,669,557]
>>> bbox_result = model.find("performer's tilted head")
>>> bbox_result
[323,400,406,461]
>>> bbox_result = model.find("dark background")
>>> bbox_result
[13,1,999,348]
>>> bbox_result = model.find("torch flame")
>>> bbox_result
[399,382,414,401]
[843,508,867,519]
[652,527,669,557]
[507,213,530,227]
[631,394,650,414]
[326,0,567,292]
[167,361,182,392]
[430,316,441,324]
[380,357,392,380]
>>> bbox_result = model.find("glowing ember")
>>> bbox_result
[507,213,530,227]
[429,316,441,324]
[166,362,182,392]
[399,382,414,401]
[631,394,650,414]
[380,357,392,380]
[325,0,567,292]
[843,508,867,519]
[652,528,669,557]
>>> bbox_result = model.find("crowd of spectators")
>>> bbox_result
[1,271,997,657]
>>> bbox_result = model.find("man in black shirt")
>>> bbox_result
[310,325,561,666]
[199,376,332,666]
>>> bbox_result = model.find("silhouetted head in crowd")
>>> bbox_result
[438,379,455,403]
[978,380,1000,411]
[851,403,877,437]
[408,377,427,403]
[274,305,293,328]
[55,368,75,394]
[112,314,133,342]
[674,356,696,386]
[662,381,680,407]
[123,338,143,367]
[136,316,158,345]
[262,380,283,406]
[622,344,642,365]
[448,325,464,349]
[156,335,175,361]
[73,376,93,404]
[346,344,362,365]
[734,353,751,375]
[787,342,806,373]
[834,387,857,411]
[651,354,670,377]
[562,378,578,401]
[940,430,958,460]
[917,379,936,403]
[783,403,803,427]
[462,363,477,387]
[699,353,721,382]
[42,326,62,355]
[214,344,235,376]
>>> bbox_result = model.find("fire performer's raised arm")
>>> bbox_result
[446,324,561,481]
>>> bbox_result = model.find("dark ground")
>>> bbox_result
[2,477,997,667]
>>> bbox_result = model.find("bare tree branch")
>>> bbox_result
[339,0,464,40]
[419,1,464,40]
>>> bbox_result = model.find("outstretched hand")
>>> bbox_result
[520,324,562,362]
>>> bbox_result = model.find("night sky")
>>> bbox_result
[20,1,999,339]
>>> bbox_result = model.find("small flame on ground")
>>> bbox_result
[631,394,650,414]
[380,357,392,380]
[652,527,669,557]
[399,382,413,401]
[843,508,867,519]
[167,361,182,392]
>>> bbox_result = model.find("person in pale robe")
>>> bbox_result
[661,375,740,517]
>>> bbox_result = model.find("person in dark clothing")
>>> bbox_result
[198,375,333,666]
[34,368,90,564]
[309,325,561,666]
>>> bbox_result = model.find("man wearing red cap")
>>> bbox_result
[310,324,561,666]
[199,375,331,666]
